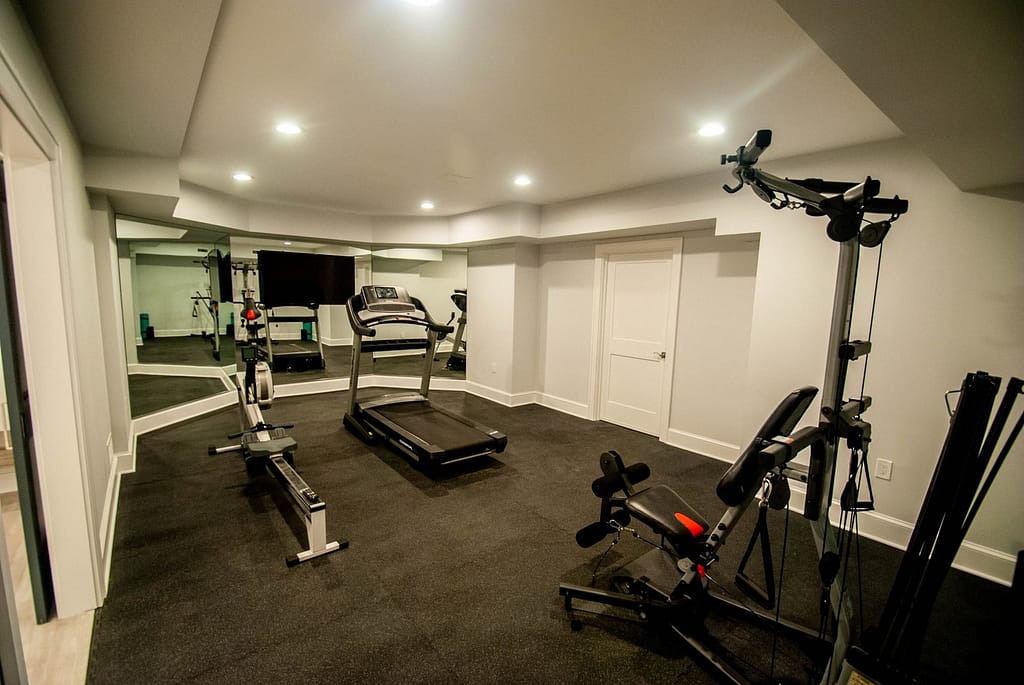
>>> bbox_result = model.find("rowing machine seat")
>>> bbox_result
[241,432,297,460]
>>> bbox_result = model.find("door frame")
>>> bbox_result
[2,39,103,621]
[588,237,683,439]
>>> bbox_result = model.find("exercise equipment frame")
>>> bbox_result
[560,129,909,684]
[208,288,346,566]
[344,285,507,469]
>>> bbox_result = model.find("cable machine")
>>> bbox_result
[190,248,226,361]
[560,129,911,685]
[720,129,910,682]
[724,129,1022,684]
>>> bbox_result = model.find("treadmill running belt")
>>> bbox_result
[373,402,500,455]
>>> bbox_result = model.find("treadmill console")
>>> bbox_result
[360,286,424,320]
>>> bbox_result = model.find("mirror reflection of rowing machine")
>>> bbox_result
[208,293,347,566]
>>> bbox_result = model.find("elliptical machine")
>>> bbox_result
[208,289,347,566]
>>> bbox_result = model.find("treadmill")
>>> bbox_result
[343,285,507,467]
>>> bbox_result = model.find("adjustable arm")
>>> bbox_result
[722,129,908,243]
[758,425,827,469]
[411,296,455,336]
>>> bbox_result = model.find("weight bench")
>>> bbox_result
[559,386,827,684]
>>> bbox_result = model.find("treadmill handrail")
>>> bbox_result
[345,292,453,336]
[346,293,376,336]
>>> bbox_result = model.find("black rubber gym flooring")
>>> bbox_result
[90,390,1013,684]
[136,334,235,366]
[127,375,229,417]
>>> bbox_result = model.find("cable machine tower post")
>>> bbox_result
[721,129,908,683]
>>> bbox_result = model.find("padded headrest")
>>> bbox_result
[716,386,818,507]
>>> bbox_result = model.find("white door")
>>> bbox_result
[597,240,681,436]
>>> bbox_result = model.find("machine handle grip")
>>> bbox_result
[345,293,377,337]
[863,195,908,216]
[410,295,452,334]
[758,426,826,469]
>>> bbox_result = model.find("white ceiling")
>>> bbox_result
[18,0,1023,220]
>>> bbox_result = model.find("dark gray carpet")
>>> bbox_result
[137,334,235,366]
[127,375,229,417]
[92,391,1013,684]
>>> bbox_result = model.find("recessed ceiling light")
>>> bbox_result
[283,241,292,246]
[275,122,302,135]
[420,201,435,210]
[513,175,532,187]
[232,171,253,181]
[698,122,726,137]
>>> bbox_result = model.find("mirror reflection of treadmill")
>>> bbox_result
[344,285,506,468]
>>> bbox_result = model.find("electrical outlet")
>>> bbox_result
[876,458,893,481]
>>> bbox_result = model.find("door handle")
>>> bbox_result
[656,351,666,359]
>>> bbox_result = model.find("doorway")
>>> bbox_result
[0,161,55,626]
[592,238,682,437]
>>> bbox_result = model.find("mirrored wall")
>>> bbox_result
[228,237,468,384]
[117,218,234,417]
[118,217,469,419]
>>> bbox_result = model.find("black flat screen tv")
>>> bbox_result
[256,250,356,308]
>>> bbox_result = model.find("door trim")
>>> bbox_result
[589,237,683,439]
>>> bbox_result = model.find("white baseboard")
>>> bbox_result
[99,435,117,559]
[99,429,134,600]
[508,390,541,407]
[537,392,591,419]
[267,374,468,399]
[131,391,237,437]
[781,482,1016,587]
[151,329,216,338]
[320,336,352,347]
[667,437,1018,587]
[128,363,236,391]
[370,340,453,359]
[463,381,511,405]
[662,429,741,462]
[428,377,469,392]
[274,377,350,397]
[100,466,124,600]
